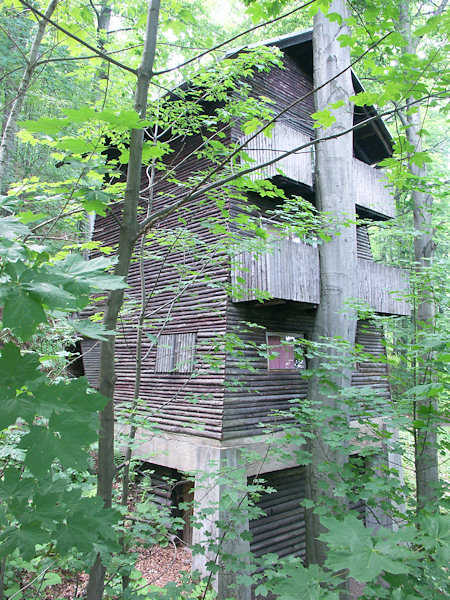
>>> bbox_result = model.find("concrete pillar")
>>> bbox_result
[192,445,251,600]
[365,426,406,532]
[384,425,406,531]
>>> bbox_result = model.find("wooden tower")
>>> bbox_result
[81,30,408,598]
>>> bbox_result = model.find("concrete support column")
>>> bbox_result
[192,445,251,600]
[366,426,406,532]
[384,425,406,531]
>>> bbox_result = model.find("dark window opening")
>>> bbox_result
[66,341,85,378]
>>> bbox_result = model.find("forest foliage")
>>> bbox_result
[0,0,448,598]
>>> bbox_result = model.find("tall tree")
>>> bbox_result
[397,0,446,511]
[305,0,356,569]
[0,0,58,193]
[86,2,161,598]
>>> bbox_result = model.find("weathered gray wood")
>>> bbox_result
[232,237,410,316]
[354,159,395,218]
[232,236,320,304]
[240,122,313,186]
[358,259,410,316]
[239,128,394,219]
[249,467,306,560]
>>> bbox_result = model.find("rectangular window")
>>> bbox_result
[267,333,306,371]
[155,333,196,373]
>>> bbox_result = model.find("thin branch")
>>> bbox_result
[153,0,317,76]
[16,0,137,76]
[34,43,144,67]
[9,561,56,600]
[158,41,215,50]
[106,28,133,34]
[88,0,99,20]
[0,23,29,64]
[431,0,448,17]
[138,91,444,237]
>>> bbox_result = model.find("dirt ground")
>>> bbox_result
[46,544,192,598]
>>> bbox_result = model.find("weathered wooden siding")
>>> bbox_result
[84,133,230,439]
[234,57,394,219]
[232,54,315,143]
[351,323,392,419]
[354,159,395,219]
[80,338,100,388]
[240,122,313,186]
[249,465,366,565]
[231,230,410,315]
[358,260,410,316]
[356,225,373,261]
[231,236,320,303]
[249,467,306,560]
[223,309,392,438]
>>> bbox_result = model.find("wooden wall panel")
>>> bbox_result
[223,309,392,439]
[240,123,313,186]
[80,338,101,388]
[232,55,315,143]
[249,467,306,560]
[354,159,395,219]
[356,225,373,261]
[84,133,230,439]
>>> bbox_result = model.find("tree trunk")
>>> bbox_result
[305,0,356,571]
[97,1,112,80]
[398,0,440,512]
[0,0,59,193]
[85,2,161,599]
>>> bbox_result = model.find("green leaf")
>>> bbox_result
[265,562,336,600]
[311,109,336,129]
[321,515,410,582]
[54,254,127,290]
[0,391,38,430]
[19,116,71,134]
[76,188,114,215]
[0,522,46,560]
[409,152,432,168]
[0,216,30,239]
[0,343,43,391]
[71,319,116,341]
[18,211,47,224]
[42,572,62,587]
[0,239,28,261]
[0,468,35,503]
[2,287,47,339]
[350,91,379,107]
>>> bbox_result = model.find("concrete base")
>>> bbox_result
[116,425,301,476]
[115,427,301,599]
[117,423,405,598]
[191,446,251,600]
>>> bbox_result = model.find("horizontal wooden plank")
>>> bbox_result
[240,122,313,187]
[354,159,395,218]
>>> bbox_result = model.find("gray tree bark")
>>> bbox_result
[398,0,441,512]
[0,0,59,193]
[305,0,356,572]
[85,1,161,599]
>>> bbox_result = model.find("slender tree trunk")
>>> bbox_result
[305,0,356,573]
[85,2,161,599]
[97,1,112,80]
[0,0,59,193]
[398,0,440,512]
[119,136,158,592]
